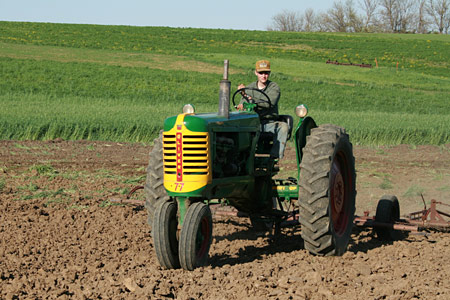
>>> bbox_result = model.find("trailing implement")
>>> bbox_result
[144,60,356,270]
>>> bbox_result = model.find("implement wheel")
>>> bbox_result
[144,131,170,230]
[299,124,356,256]
[375,195,401,240]
[153,200,180,269]
[179,202,213,270]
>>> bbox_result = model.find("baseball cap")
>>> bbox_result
[255,60,271,72]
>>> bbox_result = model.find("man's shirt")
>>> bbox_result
[241,80,281,121]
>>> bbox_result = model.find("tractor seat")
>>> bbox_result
[259,115,294,142]
[277,115,294,140]
[257,114,295,155]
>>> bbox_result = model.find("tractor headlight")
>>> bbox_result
[182,104,195,114]
[295,104,308,118]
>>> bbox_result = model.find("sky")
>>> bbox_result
[0,0,336,31]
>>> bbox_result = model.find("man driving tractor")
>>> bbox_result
[146,59,356,270]
[237,60,289,159]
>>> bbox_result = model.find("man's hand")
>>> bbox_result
[238,84,248,98]
[238,84,252,101]
[236,84,251,111]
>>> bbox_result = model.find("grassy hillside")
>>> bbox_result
[1,21,449,145]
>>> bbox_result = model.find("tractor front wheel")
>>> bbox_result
[153,200,180,269]
[299,124,356,256]
[179,202,213,270]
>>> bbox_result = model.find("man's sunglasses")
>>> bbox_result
[257,71,270,75]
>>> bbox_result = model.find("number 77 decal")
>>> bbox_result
[174,182,184,191]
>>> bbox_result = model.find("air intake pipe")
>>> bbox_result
[218,60,230,119]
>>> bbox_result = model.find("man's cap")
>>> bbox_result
[255,60,271,72]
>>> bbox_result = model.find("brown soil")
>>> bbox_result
[1,140,449,300]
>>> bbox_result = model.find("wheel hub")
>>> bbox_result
[333,172,344,213]
[331,156,348,235]
[196,217,210,258]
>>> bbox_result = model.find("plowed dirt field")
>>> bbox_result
[1,140,449,299]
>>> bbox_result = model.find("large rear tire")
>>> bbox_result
[144,131,170,229]
[179,202,213,270]
[299,124,356,256]
[153,200,180,269]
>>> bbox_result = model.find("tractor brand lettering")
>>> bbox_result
[176,132,183,181]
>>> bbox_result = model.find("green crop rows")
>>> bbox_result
[1,21,449,145]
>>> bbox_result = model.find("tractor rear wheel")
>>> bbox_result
[179,202,213,270]
[153,200,180,269]
[375,195,401,240]
[144,131,170,230]
[299,124,356,256]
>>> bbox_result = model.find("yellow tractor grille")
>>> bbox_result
[163,133,209,181]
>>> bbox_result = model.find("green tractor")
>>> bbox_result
[144,60,356,270]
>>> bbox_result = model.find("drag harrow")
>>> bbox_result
[354,195,450,240]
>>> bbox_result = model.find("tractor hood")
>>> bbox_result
[163,111,261,133]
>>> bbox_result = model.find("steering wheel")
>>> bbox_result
[231,87,272,110]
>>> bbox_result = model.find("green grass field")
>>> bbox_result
[1,21,449,145]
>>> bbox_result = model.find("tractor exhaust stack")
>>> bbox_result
[218,59,230,119]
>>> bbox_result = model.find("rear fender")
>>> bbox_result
[294,117,317,177]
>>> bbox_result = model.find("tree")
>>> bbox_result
[416,0,430,33]
[379,0,417,32]
[326,1,349,32]
[379,0,398,32]
[359,0,380,31]
[267,10,302,31]
[267,8,321,32]
[303,8,318,32]
[398,0,419,32]
[316,12,333,32]
[446,9,450,33]
[426,0,450,33]
[346,0,364,31]
[322,0,364,32]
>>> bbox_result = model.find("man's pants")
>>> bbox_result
[262,121,289,159]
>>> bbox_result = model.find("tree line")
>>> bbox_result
[267,0,449,34]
